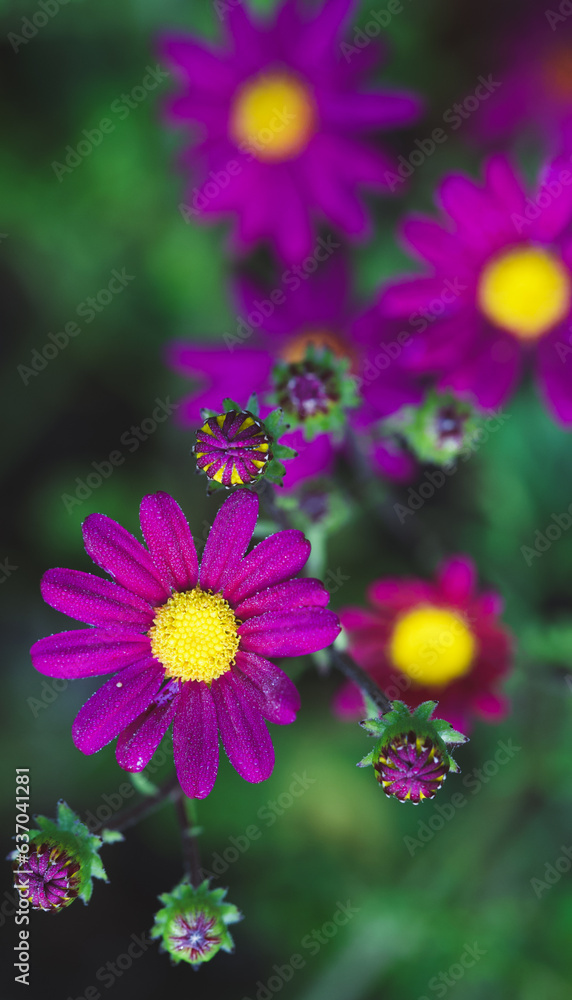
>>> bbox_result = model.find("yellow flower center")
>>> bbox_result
[389,605,475,687]
[477,246,571,340]
[230,71,317,162]
[148,588,239,684]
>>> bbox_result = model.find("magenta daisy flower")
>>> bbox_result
[335,555,513,732]
[31,491,340,798]
[382,153,572,423]
[161,0,420,262]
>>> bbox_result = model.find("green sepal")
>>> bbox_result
[358,701,469,776]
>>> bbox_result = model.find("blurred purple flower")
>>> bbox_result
[381,153,572,424]
[168,254,419,487]
[160,0,421,262]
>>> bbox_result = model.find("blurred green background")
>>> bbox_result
[2,0,572,997]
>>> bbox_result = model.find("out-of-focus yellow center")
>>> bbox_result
[280,329,350,364]
[149,588,239,684]
[389,606,475,686]
[477,246,571,340]
[230,72,316,162]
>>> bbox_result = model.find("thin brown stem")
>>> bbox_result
[108,774,181,834]
[174,793,203,887]
[330,647,392,715]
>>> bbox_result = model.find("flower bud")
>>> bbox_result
[14,842,81,912]
[270,345,359,441]
[11,800,120,911]
[358,701,468,804]
[151,879,241,967]
[194,397,296,490]
[387,390,479,467]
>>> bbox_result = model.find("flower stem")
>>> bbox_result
[330,647,392,715]
[109,774,181,833]
[174,793,203,887]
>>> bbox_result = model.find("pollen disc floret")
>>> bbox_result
[195,411,271,486]
[14,842,81,912]
[373,732,449,804]
[389,605,476,686]
[230,71,317,162]
[149,588,239,684]
[477,245,571,340]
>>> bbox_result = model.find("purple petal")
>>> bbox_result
[159,35,236,95]
[442,327,522,411]
[31,628,151,678]
[485,155,526,218]
[139,492,199,592]
[532,156,572,242]
[41,568,154,629]
[438,173,514,255]
[322,91,421,130]
[238,608,340,657]
[280,430,335,491]
[200,490,258,593]
[82,513,168,604]
[401,216,473,275]
[295,0,355,64]
[234,577,330,620]
[116,689,177,772]
[72,660,164,755]
[211,671,274,783]
[224,530,311,605]
[173,681,218,799]
[535,325,572,425]
[234,651,300,724]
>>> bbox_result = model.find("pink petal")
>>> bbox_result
[200,491,258,593]
[139,492,199,592]
[116,691,177,772]
[437,556,476,604]
[234,651,300,724]
[224,530,311,605]
[173,681,218,799]
[31,628,151,678]
[234,577,329,620]
[332,679,365,720]
[473,690,510,721]
[72,660,164,755]
[238,608,340,657]
[41,568,154,629]
[211,671,274,783]
[82,513,168,604]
